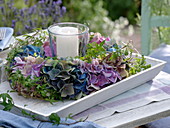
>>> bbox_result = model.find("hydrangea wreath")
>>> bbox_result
[6,29,151,102]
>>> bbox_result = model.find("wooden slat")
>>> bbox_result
[151,16,170,27]
[141,0,152,55]
[94,99,170,128]
[141,0,170,55]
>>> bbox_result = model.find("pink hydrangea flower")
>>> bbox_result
[13,56,45,79]
[43,41,56,57]
[89,32,111,44]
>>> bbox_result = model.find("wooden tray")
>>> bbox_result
[0,56,166,118]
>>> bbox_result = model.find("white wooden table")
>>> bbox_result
[1,72,169,128]
[73,71,170,128]
[93,98,170,128]
[1,92,169,128]
[1,65,170,128]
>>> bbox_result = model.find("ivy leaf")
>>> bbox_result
[21,109,30,116]
[81,41,106,62]
[0,93,14,111]
[49,113,61,125]
[65,113,73,121]
[124,48,129,55]
[21,109,36,120]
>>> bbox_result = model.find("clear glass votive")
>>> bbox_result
[48,22,89,58]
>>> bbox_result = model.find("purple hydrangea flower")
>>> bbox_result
[77,59,121,92]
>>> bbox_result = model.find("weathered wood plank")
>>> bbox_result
[151,16,170,27]
[141,0,152,55]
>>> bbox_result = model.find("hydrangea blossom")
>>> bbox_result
[43,41,56,57]
[13,56,45,79]
[78,59,121,91]
[89,32,111,44]
[42,60,88,99]
[11,45,45,79]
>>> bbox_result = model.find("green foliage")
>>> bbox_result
[49,113,61,125]
[150,0,170,45]
[13,0,34,8]
[9,70,39,88]
[21,109,36,120]
[129,55,151,75]
[105,43,151,77]
[65,113,73,120]
[0,93,85,125]
[6,29,63,102]
[158,27,170,44]
[150,0,170,16]
[103,0,140,24]
[23,28,48,47]
[0,92,77,125]
[8,69,62,102]
[62,0,114,36]
[80,41,106,62]
[0,93,14,111]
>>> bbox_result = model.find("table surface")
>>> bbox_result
[1,73,169,128]
[1,42,170,128]
[94,98,170,128]
[75,71,170,128]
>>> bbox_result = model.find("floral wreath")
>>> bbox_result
[6,29,151,102]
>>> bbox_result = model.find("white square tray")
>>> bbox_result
[0,56,166,118]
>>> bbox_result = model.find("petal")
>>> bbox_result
[108,76,117,83]
[14,57,25,65]
[96,74,110,87]
[78,73,87,80]
[97,36,105,44]
[92,59,99,65]
[87,83,100,91]
[102,71,112,77]
[61,83,74,97]
[105,37,111,41]
[47,68,60,80]
[94,65,103,73]
[89,74,97,84]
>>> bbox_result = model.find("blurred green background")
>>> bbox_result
[1,0,170,52]
[0,0,141,37]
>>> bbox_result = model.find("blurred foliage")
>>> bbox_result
[103,0,141,24]
[62,0,134,40]
[13,0,35,8]
[13,0,27,8]
[0,0,139,37]
[61,0,133,41]
[62,0,110,34]
[0,0,65,36]
[150,0,170,44]
[150,0,170,16]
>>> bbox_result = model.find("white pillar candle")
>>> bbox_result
[51,26,79,58]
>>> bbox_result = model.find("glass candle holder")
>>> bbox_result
[48,22,89,58]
